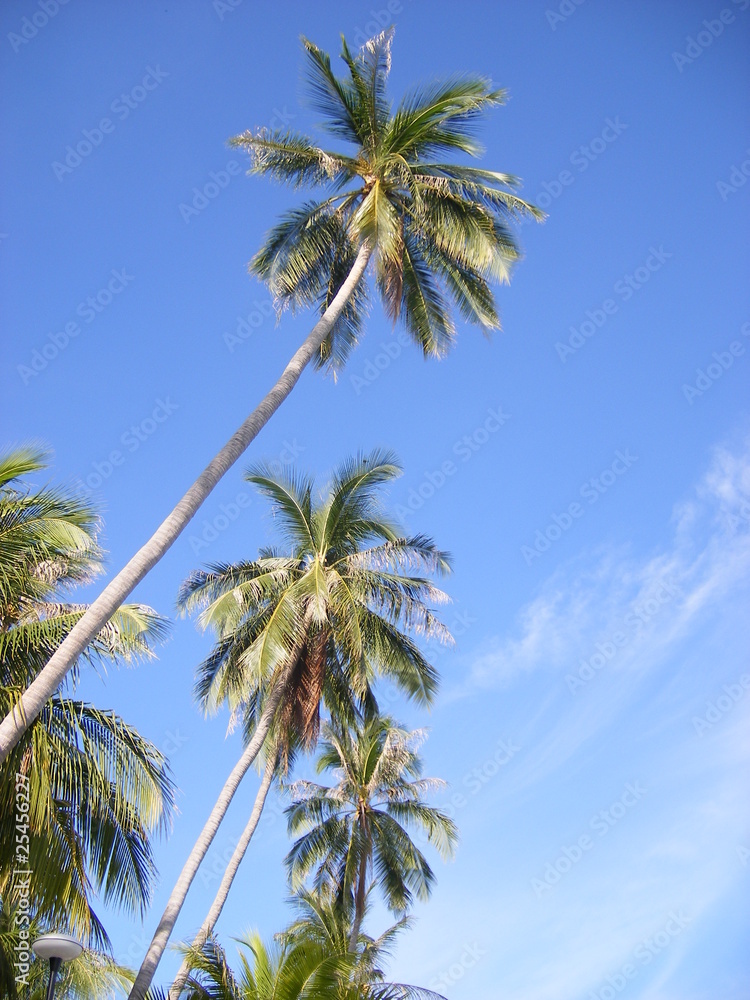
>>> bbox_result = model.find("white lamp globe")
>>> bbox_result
[32,934,83,962]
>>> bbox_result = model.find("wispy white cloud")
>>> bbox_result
[396,435,750,1000]
[455,433,750,699]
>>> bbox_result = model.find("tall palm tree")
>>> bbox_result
[285,715,457,949]
[0,448,175,947]
[129,450,451,999]
[0,26,541,762]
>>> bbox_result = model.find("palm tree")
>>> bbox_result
[281,886,413,992]
[0,26,541,763]
[177,922,446,1000]
[129,450,451,999]
[285,715,458,949]
[0,448,175,947]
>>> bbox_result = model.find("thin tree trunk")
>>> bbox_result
[167,751,277,1000]
[128,660,292,1000]
[0,243,372,764]
[348,842,369,952]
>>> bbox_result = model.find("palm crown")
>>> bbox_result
[0,449,174,946]
[285,715,458,946]
[182,928,446,1000]
[231,28,542,370]
[178,450,452,755]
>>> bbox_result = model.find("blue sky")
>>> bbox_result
[2,0,749,997]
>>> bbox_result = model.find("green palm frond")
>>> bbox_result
[284,715,458,928]
[232,29,540,371]
[0,695,175,941]
[181,448,451,770]
[1,603,168,687]
[244,466,316,553]
[229,129,357,189]
[0,449,174,949]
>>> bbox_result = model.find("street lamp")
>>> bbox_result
[32,933,83,1000]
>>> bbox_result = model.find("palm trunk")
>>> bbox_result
[167,751,277,1000]
[0,243,372,764]
[348,844,369,952]
[128,660,293,1000]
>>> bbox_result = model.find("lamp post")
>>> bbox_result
[32,934,83,1000]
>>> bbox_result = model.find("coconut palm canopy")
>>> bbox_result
[231,27,542,371]
[178,450,453,756]
[0,449,175,947]
[181,924,447,1000]
[285,715,458,946]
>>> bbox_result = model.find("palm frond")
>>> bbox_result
[229,129,357,189]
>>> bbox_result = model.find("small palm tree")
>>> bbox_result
[0,448,175,946]
[178,924,446,1000]
[1,26,541,764]
[281,887,413,991]
[285,715,458,948]
[132,450,451,999]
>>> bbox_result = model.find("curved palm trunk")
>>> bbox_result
[167,752,277,1000]
[128,663,292,1000]
[0,244,372,764]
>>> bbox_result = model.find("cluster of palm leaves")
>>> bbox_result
[1,25,540,1000]
[0,449,175,997]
